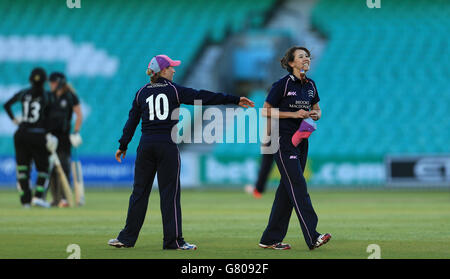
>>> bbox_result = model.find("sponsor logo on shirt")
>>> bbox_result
[289,100,311,110]
[308,89,314,98]
[290,155,297,159]
[287,91,297,96]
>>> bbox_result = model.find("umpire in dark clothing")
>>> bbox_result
[47,72,83,207]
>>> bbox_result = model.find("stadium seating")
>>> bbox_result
[0,0,275,155]
[307,0,449,157]
[1,0,447,159]
[211,0,449,159]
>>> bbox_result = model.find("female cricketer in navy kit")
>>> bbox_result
[108,55,254,250]
[258,46,331,250]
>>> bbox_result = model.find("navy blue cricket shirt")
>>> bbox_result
[265,74,320,137]
[118,77,240,150]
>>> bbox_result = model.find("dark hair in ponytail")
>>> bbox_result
[29,67,47,96]
[280,46,311,73]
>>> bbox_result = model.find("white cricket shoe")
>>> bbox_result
[108,239,131,248]
[77,197,85,207]
[177,242,197,250]
[31,198,50,208]
[259,242,291,250]
[310,233,332,250]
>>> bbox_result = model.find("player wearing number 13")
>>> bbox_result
[3,68,57,208]
[108,55,254,250]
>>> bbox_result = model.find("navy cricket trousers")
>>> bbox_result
[117,142,185,249]
[260,136,320,249]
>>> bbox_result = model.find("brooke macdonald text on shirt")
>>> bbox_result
[289,100,311,110]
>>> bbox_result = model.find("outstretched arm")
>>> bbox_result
[176,84,253,107]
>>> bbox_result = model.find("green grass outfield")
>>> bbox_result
[0,188,449,259]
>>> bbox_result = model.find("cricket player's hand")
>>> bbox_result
[13,117,22,125]
[115,149,126,163]
[294,109,310,119]
[238,97,255,108]
[46,133,58,153]
[70,133,83,148]
[309,110,320,121]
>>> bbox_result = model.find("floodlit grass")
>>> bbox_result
[0,188,449,259]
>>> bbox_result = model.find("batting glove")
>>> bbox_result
[70,132,82,148]
[46,133,58,153]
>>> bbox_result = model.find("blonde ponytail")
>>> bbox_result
[147,69,161,84]
[63,83,77,96]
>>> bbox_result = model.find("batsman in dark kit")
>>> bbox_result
[47,72,83,207]
[108,55,254,250]
[3,68,58,208]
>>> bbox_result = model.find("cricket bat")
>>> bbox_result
[50,152,74,207]
[71,149,85,206]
